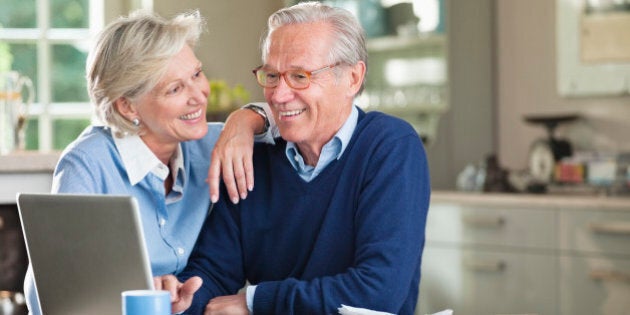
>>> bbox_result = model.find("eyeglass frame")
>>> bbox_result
[252,62,341,90]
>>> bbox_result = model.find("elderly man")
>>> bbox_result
[159,2,430,314]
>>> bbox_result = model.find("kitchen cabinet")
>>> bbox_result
[418,200,558,315]
[558,208,630,315]
[421,246,557,315]
[559,256,630,315]
[417,192,630,315]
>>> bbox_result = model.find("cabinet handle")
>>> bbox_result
[590,269,630,283]
[464,259,506,272]
[0,216,4,230]
[589,221,630,236]
[462,215,505,228]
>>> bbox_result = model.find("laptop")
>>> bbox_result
[17,193,155,315]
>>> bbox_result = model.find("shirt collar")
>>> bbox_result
[114,134,183,185]
[285,105,358,163]
[335,105,358,159]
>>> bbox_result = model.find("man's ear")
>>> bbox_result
[347,61,366,97]
[114,97,137,121]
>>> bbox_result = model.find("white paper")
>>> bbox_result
[337,304,453,315]
[338,304,395,315]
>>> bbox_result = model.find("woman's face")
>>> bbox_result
[134,45,209,153]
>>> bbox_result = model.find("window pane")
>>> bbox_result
[53,118,90,150]
[52,44,88,102]
[0,0,37,28]
[0,42,11,72]
[51,0,89,28]
[24,118,38,150]
[5,43,38,102]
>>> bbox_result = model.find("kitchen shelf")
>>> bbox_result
[366,33,446,53]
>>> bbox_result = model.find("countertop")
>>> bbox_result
[0,152,59,204]
[432,190,630,211]
[0,151,60,173]
[0,152,629,210]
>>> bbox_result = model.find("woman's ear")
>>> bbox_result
[114,97,137,121]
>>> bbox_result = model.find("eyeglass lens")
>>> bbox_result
[256,69,310,89]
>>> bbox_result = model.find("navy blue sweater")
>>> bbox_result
[181,110,431,315]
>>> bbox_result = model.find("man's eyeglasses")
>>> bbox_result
[252,63,339,90]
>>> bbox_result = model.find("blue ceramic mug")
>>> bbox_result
[122,290,170,315]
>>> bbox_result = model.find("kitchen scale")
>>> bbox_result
[524,114,579,185]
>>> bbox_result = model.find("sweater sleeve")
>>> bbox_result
[254,121,431,315]
[177,193,248,314]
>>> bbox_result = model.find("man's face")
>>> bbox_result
[262,22,358,152]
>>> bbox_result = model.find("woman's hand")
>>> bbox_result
[208,108,266,204]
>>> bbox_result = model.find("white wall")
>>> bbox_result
[153,0,285,102]
[426,0,495,189]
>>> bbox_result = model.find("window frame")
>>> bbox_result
[0,0,104,151]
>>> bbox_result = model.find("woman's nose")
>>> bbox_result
[189,81,209,105]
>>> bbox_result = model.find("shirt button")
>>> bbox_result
[177,247,185,255]
[159,218,166,226]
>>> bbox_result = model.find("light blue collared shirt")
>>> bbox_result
[246,105,359,313]
[285,106,358,182]
[24,125,220,315]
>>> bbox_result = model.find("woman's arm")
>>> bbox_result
[208,102,275,204]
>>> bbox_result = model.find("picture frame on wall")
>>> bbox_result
[556,0,630,97]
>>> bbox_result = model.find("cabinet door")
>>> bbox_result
[559,208,630,256]
[426,203,557,249]
[559,255,630,315]
[418,246,557,315]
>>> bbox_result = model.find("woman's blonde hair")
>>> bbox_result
[86,10,205,136]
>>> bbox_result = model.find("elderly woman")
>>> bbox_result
[24,10,273,314]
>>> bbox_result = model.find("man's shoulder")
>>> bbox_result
[252,139,285,168]
[360,111,418,138]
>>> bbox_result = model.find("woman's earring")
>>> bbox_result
[132,118,140,126]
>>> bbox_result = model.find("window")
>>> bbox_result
[0,0,103,151]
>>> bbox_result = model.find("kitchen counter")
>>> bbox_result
[1,153,629,209]
[421,190,630,315]
[0,151,59,173]
[432,190,630,211]
[0,152,59,204]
